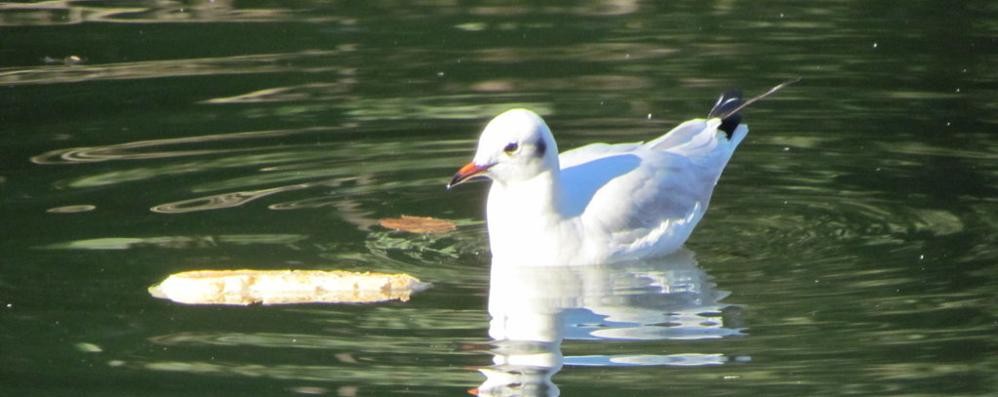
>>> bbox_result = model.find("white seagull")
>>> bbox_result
[449,80,796,266]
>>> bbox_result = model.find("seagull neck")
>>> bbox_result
[490,169,566,222]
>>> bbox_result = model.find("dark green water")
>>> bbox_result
[2,1,997,396]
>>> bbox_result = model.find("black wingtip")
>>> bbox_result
[718,113,742,138]
[706,78,800,138]
[708,90,743,138]
[708,90,743,118]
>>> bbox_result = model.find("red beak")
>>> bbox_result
[447,162,493,189]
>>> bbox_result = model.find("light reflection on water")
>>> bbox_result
[0,0,319,26]
[30,125,474,217]
[0,50,346,86]
[481,249,740,396]
[40,234,309,250]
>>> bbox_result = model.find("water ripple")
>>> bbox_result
[704,184,970,259]
[31,127,330,165]
[0,1,336,26]
[40,234,308,250]
[1,50,340,86]
[150,183,316,214]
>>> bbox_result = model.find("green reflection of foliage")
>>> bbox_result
[0,51,340,86]
[137,360,479,386]
[150,328,481,350]
[359,307,488,331]
[0,0,310,27]
[344,97,553,121]
[364,227,478,263]
[305,220,488,287]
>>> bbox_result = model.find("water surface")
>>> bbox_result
[2,1,997,396]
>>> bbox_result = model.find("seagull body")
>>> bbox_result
[450,81,794,266]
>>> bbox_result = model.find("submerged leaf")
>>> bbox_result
[378,215,457,234]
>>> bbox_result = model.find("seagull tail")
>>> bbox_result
[708,77,801,139]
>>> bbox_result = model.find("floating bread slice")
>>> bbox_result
[378,215,457,234]
[148,270,428,305]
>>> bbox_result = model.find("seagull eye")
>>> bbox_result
[503,142,519,154]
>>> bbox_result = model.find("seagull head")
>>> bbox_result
[448,109,559,189]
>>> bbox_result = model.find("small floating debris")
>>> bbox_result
[46,204,97,214]
[41,55,86,65]
[148,269,428,305]
[288,386,331,395]
[75,342,103,353]
[378,215,457,234]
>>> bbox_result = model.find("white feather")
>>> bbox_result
[463,107,748,267]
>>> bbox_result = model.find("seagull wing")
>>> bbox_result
[558,117,747,261]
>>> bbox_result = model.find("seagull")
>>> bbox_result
[448,80,797,266]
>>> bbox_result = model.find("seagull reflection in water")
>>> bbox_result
[476,249,743,397]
